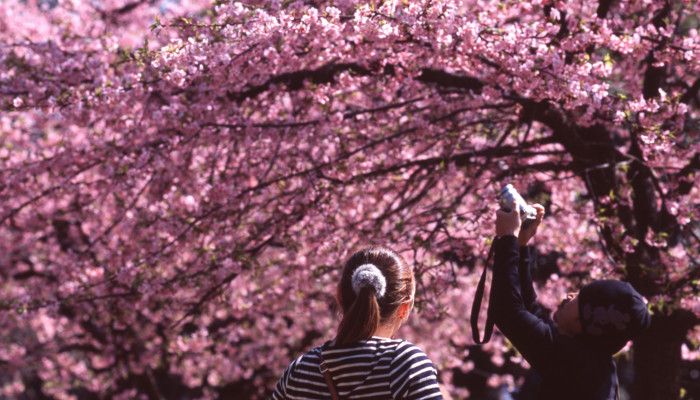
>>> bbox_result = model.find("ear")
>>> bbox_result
[398,302,411,320]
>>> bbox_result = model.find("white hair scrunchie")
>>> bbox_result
[351,264,387,299]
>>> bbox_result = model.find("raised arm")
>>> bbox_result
[518,244,554,321]
[518,244,538,311]
[516,205,545,310]
[490,205,556,371]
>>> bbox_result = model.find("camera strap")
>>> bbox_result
[470,240,496,344]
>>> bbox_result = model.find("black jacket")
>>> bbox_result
[491,235,618,400]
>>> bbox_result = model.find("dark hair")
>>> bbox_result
[335,246,414,346]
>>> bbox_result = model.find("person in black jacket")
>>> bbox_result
[492,204,651,400]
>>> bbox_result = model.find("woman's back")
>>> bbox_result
[272,336,442,400]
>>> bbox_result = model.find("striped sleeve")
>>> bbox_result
[389,342,442,400]
[271,357,298,400]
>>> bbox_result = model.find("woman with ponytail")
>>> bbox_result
[271,246,444,400]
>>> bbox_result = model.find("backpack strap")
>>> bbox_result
[319,350,342,400]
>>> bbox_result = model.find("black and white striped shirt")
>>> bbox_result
[271,336,442,400]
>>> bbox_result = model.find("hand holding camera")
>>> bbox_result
[517,204,544,246]
[496,206,522,238]
[495,184,545,244]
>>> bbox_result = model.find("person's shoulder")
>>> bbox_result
[283,343,328,375]
[272,344,328,399]
[390,339,435,366]
[388,340,441,397]
[392,339,428,354]
[298,344,325,364]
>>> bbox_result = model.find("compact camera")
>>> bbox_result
[499,184,537,227]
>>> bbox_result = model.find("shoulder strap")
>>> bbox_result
[614,362,621,400]
[470,241,496,344]
[319,351,342,400]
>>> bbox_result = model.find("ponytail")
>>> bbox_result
[335,286,381,346]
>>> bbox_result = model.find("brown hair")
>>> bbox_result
[335,246,415,346]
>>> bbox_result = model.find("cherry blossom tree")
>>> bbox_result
[1,0,698,398]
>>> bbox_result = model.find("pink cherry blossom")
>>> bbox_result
[1,0,698,398]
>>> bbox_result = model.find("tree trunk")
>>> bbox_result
[632,310,697,400]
